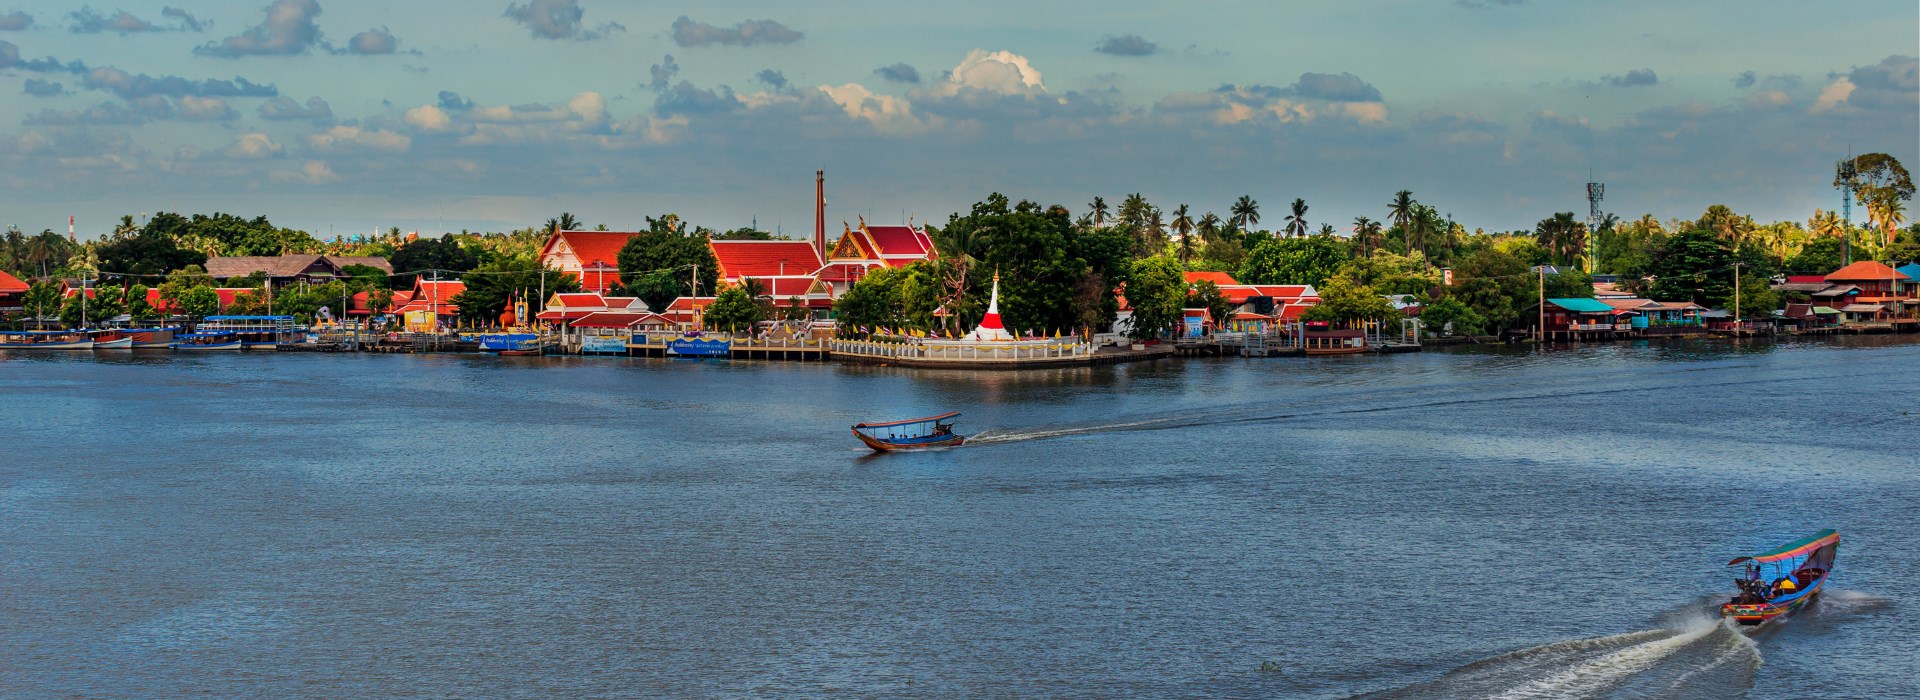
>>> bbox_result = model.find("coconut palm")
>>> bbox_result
[1387,190,1416,255]
[1353,216,1382,257]
[1171,204,1196,262]
[1089,196,1109,229]
[1809,209,1843,239]
[1197,212,1223,245]
[1534,212,1586,267]
[1868,191,1907,247]
[1230,195,1260,234]
[1316,223,1336,238]
[1284,198,1309,238]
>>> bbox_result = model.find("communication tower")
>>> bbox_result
[1835,158,1858,265]
[1585,181,1604,274]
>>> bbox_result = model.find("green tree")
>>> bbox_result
[1124,255,1186,341]
[1721,273,1781,318]
[1644,230,1735,304]
[1190,280,1234,330]
[1451,247,1533,332]
[832,266,908,335]
[1301,275,1394,326]
[1240,235,1352,287]
[1230,195,1260,235]
[1534,212,1587,267]
[60,288,123,328]
[1418,297,1484,336]
[702,284,767,332]
[124,283,156,321]
[451,257,581,326]
[938,194,1120,334]
[712,227,776,240]
[1387,190,1416,255]
[389,234,480,287]
[1284,198,1309,238]
[21,281,61,322]
[175,286,220,320]
[614,216,720,311]
[96,230,207,278]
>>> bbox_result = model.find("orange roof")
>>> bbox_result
[0,270,28,293]
[864,225,935,260]
[543,230,637,270]
[709,240,823,280]
[1184,271,1240,286]
[1826,260,1911,282]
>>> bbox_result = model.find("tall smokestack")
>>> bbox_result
[68,215,75,242]
[815,169,826,260]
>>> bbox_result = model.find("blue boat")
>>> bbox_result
[1723,530,1838,625]
[172,331,244,351]
[852,412,965,451]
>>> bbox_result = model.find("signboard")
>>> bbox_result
[667,338,731,357]
[581,336,627,354]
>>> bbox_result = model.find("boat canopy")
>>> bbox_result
[853,412,960,431]
[1727,529,1839,566]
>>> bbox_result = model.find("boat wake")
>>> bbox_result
[1356,614,1760,700]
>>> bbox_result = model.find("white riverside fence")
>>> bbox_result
[830,338,1098,361]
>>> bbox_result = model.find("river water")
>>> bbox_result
[3,337,1916,699]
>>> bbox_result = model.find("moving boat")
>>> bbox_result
[172,331,244,351]
[0,331,94,350]
[1722,529,1838,625]
[852,412,966,451]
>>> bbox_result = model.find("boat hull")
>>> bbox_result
[1304,346,1369,356]
[0,340,94,350]
[1722,573,1827,625]
[93,337,134,349]
[173,341,244,351]
[854,430,966,452]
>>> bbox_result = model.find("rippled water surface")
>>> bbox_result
[3,337,1917,698]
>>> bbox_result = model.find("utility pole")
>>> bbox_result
[1537,267,1545,345]
[1733,262,1742,334]
[80,270,88,328]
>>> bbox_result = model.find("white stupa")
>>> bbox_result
[969,273,1015,341]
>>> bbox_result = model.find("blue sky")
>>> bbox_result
[0,0,1914,240]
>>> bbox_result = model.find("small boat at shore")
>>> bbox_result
[1723,529,1838,625]
[125,327,179,349]
[853,412,966,451]
[0,331,94,350]
[172,331,244,351]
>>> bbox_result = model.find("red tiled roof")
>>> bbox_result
[742,276,820,297]
[1785,275,1828,285]
[572,268,622,293]
[535,309,600,321]
[0,270,28,293]
[544,230,637,271]
[865,225,934,258]
[550,293,608,308]
[814,261,880,283]
[1826,260,1910,282]
[1184,271,1240,286]
[571,311,672,328]
[346,290,411,315]
[665,296,716,311]
[709,240,823,280]
[1276,304,1310,320]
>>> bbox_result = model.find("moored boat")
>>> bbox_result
[0,331,95,350]
[172,331,244,351]
[125,327,179,349]
[92,335,134,349]
[852,412,966,451]
[1722,529,1838,625]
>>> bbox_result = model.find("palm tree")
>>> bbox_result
[1352,216,1381,257]
[1171,204,1195,263]
[1197,212,1223,249]
[1534,212,1585,267]
[1089,196,1109,229]
[27,231,57,279]
[1316,223,1336,238]
[1868,191,1907,247]
[1230,195,1260,234]
[1810,209,1843,240]
[1387,190,1416,255]
[546,212,582,234]
[1284,198,1309,238]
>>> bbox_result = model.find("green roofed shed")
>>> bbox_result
[1545,298,1616,313]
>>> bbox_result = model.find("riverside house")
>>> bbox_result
[1823,261,1915,325]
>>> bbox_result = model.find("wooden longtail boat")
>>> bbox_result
[126,327,179,349]
[89,329,132,349]
[852,412,965,451]
[1722,529,1838,625]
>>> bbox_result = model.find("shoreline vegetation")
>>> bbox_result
[3,154,1915,366]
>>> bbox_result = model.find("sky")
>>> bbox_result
[0,0,1914,241]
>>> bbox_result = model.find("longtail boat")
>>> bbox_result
[89,329,133,349]
[852,412,965,451]
[125,327,179,349]
[1722,529,1838,625]
[172,331,244,351]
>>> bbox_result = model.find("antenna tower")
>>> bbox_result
[1585,180,1604,274]
[1835,157,1858,265]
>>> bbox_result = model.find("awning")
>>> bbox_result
[1839,303,1884,313]
[1728,530,1839,565]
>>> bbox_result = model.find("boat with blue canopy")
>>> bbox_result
[852,412,965,451]
[0,330,94,350]
[172,331,244,351]
[1722,529,1838,625]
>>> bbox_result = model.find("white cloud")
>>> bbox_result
[1809,78,1854,113]
[227,133,284,159]
[934,49,1047,97]
[175,95,235,121]
[307,125,411,153]
[405,104,453,132]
